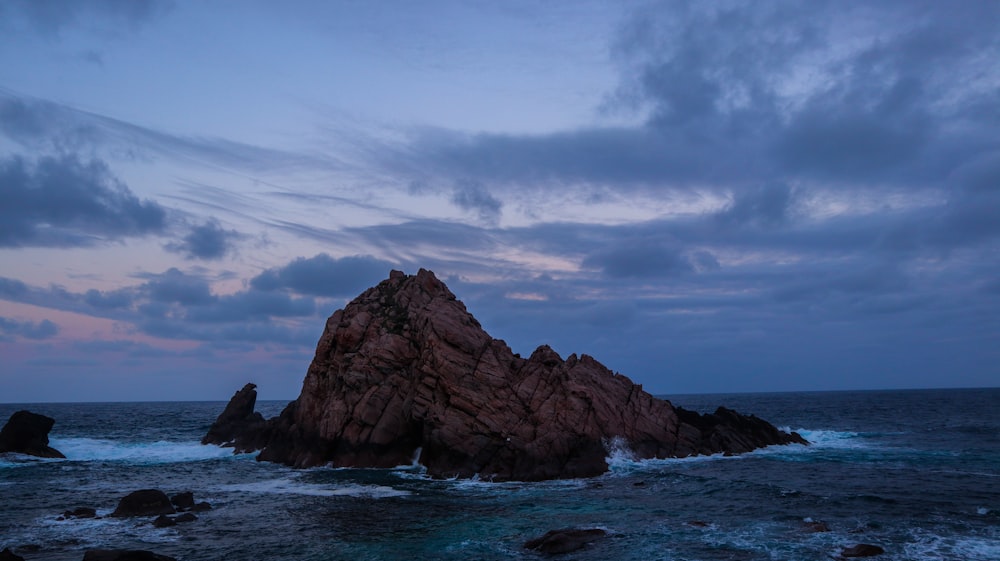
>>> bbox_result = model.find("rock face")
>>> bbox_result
[201,383,266,449]
[0,410,65,458]
[111,490,175,518]
[206,269,806,481]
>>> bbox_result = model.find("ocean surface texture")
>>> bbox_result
[1,388,998,560]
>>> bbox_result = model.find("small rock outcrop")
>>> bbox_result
[0,410,65,458]
[525,528,608,554]
[59,507,98,520]
[201,383,266,449]
[205,269,806,481]
[840,544,886,558]
[111,490,175,518]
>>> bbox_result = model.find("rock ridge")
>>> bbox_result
[205,268,806,481]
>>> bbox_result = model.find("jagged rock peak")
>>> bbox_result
[205,269,807,481]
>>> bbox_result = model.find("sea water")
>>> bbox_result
[1,388,998,560]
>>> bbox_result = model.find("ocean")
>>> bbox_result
[1,388,998,561]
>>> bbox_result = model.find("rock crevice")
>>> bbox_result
[204,268,806,481]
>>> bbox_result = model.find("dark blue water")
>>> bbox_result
[1,389,998,560]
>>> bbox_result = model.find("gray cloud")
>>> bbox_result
[451,180,502,224]
[715,183,794,228]
[383,0,999,203]
[0,154,167,247]
[582,241,694,279]
[0,316,59,341]
[251,253,397,298]
[165,219,243,260]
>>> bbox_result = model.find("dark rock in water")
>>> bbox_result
[525,528,607,554]
[0,547,25,561]
[111,490,175,518]
[152,515,176,528]
[83,550,177,561]
[205,269,808,481]
[802,520,831,533]
[175,512,198,523]
[201,383,266,450]
[62,507,98,519]
[840,544,886,557]
[169,491,194,510]
[0,410,65,458]
[190,501,212,512]
[674,406,808,455]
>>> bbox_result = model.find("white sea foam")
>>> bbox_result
[904,532,1000,561]
[599,427,870,475]
[48,437,250,464]
[220,477,410,498]
[783,428,869,449]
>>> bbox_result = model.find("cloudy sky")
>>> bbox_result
[1,0,998,402]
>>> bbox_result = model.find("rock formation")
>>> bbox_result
[111,490,175,518]
[0,410,65,458]
[205,269,806,481]
[201,383,266,449]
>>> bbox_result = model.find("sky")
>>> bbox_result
[1,0,998,403]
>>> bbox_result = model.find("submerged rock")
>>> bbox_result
[840,544,886,558]
[111,490,175,518]
[169,491,194,510]
[0,548,25,561]
[152,515,176,528]
[82,550,177,561]
[206,269,807,481]
[60,507,98,520]
[0,410,65,458]
[525,528,607,554]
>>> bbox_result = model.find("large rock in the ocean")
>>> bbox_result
[111,490,176,518]
[0,410,65,458]
[206,269,806,481]
[201,383,266,449]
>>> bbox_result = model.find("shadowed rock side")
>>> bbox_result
[0,410,65,458]
[205,269,806,481]
[201,383,266,450]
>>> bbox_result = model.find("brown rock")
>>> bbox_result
[201,383,267,450]
[0,410,65,458]
[169,491,194,510]
[152,515,176,528]
[208,269,807,481]
[111,490,175,518]
[802,520,831,533]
